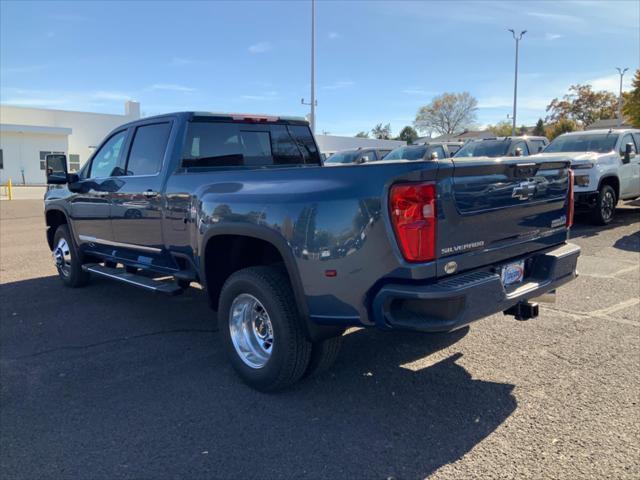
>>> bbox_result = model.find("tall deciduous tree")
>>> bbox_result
[545,118,577,141]
[371,123,392,139]
[487,121,513,136]
[622,69,640,127]
[414,92,478,136]
[354,131,369,138]
[533,118,545,136]
[546,84,617,127]
[396,126,418,144]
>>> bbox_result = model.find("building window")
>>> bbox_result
[40,151,64,170]
[68,154,80,172]
[0,149,3,169]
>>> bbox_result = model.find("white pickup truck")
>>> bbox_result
[540,129,640,224]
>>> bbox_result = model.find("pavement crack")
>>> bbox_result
[9,328,216,360]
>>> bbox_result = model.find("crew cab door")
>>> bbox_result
[617,133,640,198]
[110,120,173,256]
[70,129,128,248]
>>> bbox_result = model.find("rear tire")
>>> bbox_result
[591,184,617,225]
[52,225,90,288]
[304,334,343,378]
[218,266,311,392]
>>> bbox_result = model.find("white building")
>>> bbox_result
[0,102,140,185]
[314,135,404,156]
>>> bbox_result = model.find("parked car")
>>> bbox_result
[381,142,463,161]
[539,129,640,224]
[43,112,579,391]
[454,136,549,158]
[324,147,392,165]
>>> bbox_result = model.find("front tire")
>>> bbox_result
[591,184,617,225]
[52,225,90,288]
[218,266,311,392]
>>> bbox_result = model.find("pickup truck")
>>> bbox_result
[454,136,549,158]
[540,129,640,224]
[44,112,580,391]
[381,142,463,161]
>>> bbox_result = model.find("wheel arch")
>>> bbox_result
[200,224,342,342]
[598,175,620,200]
[45,207,71,250]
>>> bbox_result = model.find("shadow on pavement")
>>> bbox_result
[571,204,640,244]
[1,275,517,480]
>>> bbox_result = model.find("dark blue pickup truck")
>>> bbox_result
[44,112,580,391]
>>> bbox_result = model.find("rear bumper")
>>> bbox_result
[371,242,580,332]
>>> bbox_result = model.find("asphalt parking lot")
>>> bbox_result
[1,199,638,480]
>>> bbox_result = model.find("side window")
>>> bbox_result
[511,141,529,156]
[530,140,545,153]
[428,146,446,160]
[619,134,636,157]
[360,150,375,162]
[89,130,127,178]
[68,154,80,172]
[270,125,303,165]
[126,123,172,176]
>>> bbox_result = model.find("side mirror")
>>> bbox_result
[46,154,69,184]
[623,143,636,164]
[430,151,439,160]
[359,155,370,164]
[514,147,523,157]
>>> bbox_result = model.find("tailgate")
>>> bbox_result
[437,156,571,274]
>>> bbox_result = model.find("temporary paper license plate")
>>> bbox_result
[501,260,525,286]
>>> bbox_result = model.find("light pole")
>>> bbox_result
[616,67,628,128]
[301,0,316,133]
[508,29,526,136]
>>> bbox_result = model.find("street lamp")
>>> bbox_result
[301,0,316,133]
[508,29,526,136]
[616,67,629,128]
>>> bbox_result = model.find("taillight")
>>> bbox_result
[389,182,436,262]
[566,169,574,228]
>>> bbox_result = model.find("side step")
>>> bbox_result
[82,264,183,295]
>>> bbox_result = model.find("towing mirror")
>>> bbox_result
[359,155,370,164]
[514,147,523,157]
[46,154,69,184]
[430,151,438,160]
[623,143,636,164]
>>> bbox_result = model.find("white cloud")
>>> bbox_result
[526,11,584,23]
[248,42,272,54]
[322,80,355,90]
[0,88,134,110]
[588,73,633,93]
[545,33,563,40]
[149,83,195,92]
[240,91,278,101]
[328,31,340,40]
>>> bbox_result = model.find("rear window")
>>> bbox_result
[455,140,511,158]
[182,121,320,168]
[544,133,619,154]
[384,146,427,161]
[325,151,359,164]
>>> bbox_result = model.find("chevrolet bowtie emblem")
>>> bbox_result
[512,181,537,200]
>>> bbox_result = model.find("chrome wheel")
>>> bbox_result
[229,294,274,369]
[53,237,72,277]
[601,190,615,221]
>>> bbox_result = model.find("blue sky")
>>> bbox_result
[1,0,638,136]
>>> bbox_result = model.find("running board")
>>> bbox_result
[82,264,183,295]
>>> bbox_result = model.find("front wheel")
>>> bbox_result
[218,266,311,392]
[591,184,617,225]
[52,224,90,287]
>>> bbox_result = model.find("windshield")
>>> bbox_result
[325,150,359,164]
[383,146,427,161]
[544,133,619,154]
[454,140,511,158]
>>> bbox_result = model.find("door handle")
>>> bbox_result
[142,190,159,198]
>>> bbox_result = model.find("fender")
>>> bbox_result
[44,206,75,251]
[199,223,343,342]
[597,174,620,195]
